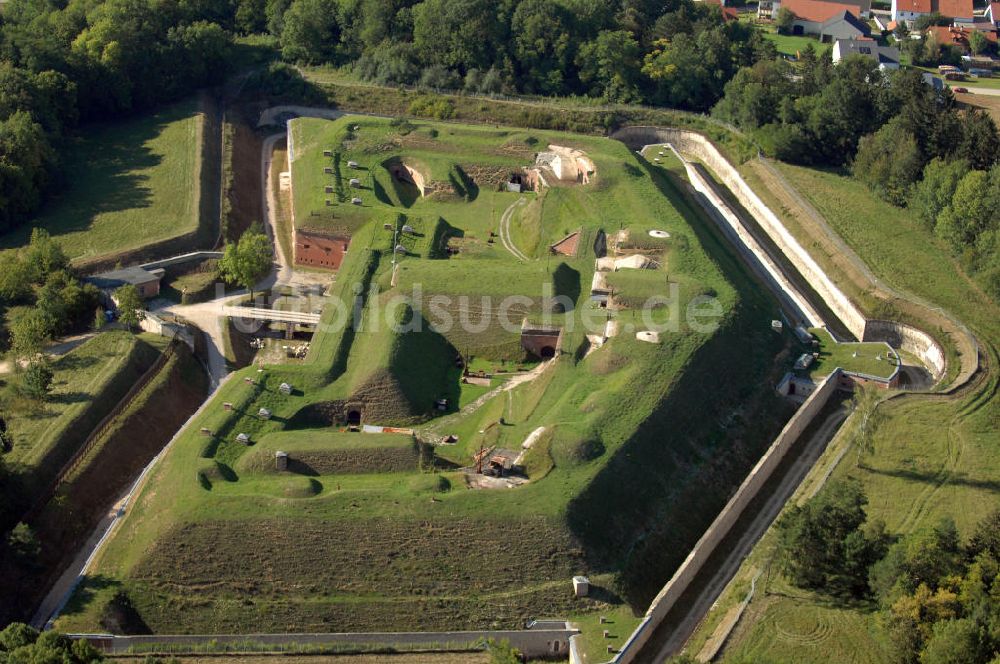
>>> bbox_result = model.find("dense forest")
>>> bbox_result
[0,0,998,279]
[0,0,776,235]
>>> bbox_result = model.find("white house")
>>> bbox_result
[832,39,902,69]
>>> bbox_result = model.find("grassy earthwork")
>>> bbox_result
[680,160,1000,663]
[57,115,798,663]
[0,331,170,491]
[0,98,206,264]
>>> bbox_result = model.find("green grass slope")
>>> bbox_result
[0,98,205,263]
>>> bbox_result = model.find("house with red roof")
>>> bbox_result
[759,0,870,19]
[775,0,872,39]
[926,24,998,53]
[987,3,1000,28]
[891,0,974,25]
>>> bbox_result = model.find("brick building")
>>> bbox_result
[294,230,351,270]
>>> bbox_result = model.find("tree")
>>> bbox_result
[0,623,102,664]
[487,639,521,664]
[280,0,341,63]
[958,110,1000,171]
[936,170,993,252]
[871,518,964,605]
[21,360,53,400]
[968,30,989,57]
[92,308,107,332]
[910,159,969,230]
[576,31,642,103]
[5,523,41,566]
[713,60,795,130]
[8,309,52,360]
[920,618,986,664]
[510,0,575,96]
[776,480,887,596]
[852,119,923,206]
[218,226,273,299]
[775,7,795,34]
[0,252,33,303]
[114,284,146,331]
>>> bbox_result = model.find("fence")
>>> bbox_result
[23,341,180,521]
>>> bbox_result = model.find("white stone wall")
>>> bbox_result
[611,371,842,664]
[614,127,869,340]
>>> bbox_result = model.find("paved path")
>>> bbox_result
[498,197,529,261]
[952,85,1000,96]
[640,405,850,663]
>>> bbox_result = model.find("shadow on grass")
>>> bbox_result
[565,154,794,611]
[0,102,200,251]
[863,466,1000,494]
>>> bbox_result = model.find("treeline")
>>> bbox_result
[777,480,1000,664]
[0,0,237,233]
[714,48,1000,298]
[270,0,776,108]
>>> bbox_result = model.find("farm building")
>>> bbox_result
[294,229,351,270]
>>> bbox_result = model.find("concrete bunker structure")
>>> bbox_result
[520,319,563,359]
[536,146,595,184]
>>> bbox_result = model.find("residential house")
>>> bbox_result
[891,0,974,25]
[775,0,871,39]
[832,38,902,68]
[760,0,871,20]
[926,24,998,54]
[705,0,740,21]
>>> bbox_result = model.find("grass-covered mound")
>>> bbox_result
[238,430,420,475]
[58,116,797,643]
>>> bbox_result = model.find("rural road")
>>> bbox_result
[640,404,850,663]
[499,197,529,261]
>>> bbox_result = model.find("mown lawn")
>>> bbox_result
[0,98,204,262]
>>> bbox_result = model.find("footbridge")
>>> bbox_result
[222,306,321,338]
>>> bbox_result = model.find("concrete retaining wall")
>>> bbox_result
[610,371,842,663]
[140,251,223,271]
[662,147,823,329]
[612,127,868,341]
[76,628,578,659]
[863,319,945,380]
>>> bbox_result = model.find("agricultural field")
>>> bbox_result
[0,98,206,264]
[57,116,797,659]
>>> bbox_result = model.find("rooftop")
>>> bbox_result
[86,266,163,290]
[782,0,864,22]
